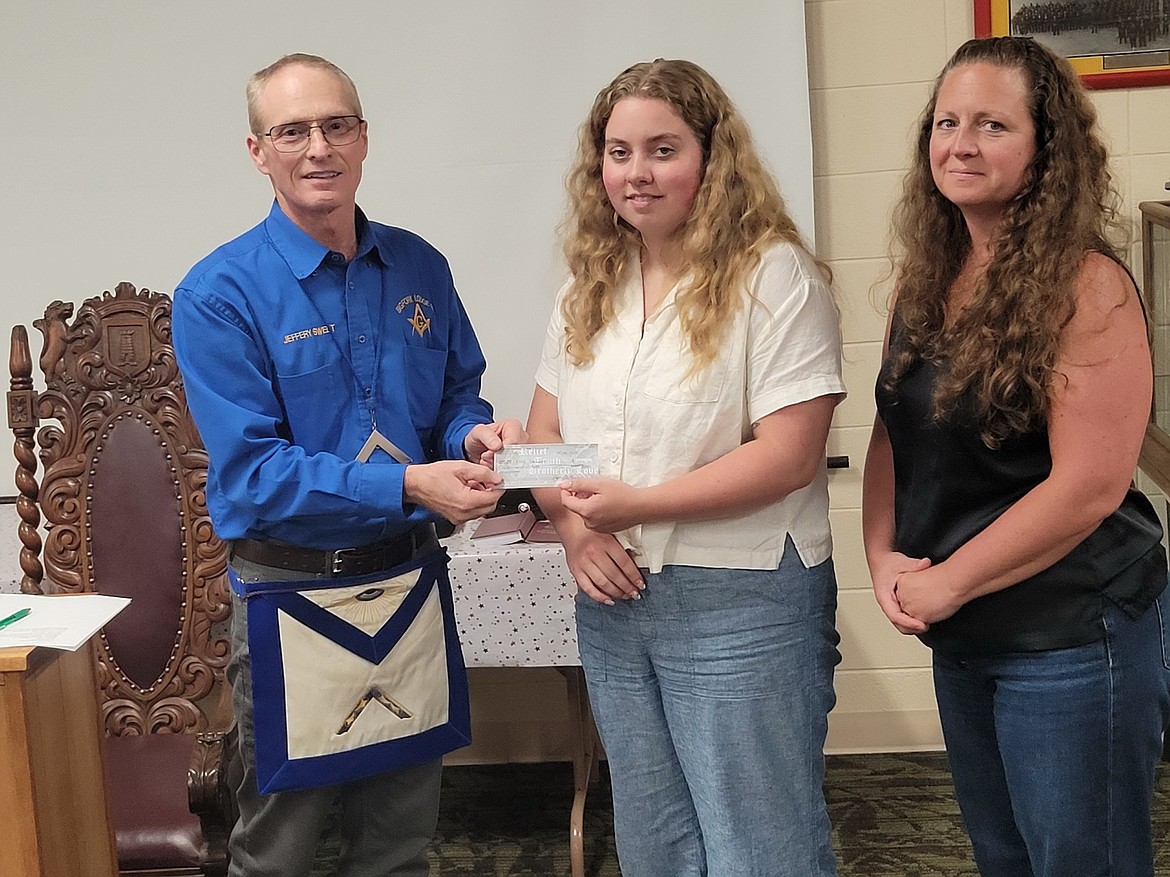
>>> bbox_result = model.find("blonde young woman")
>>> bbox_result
[864,37,1170,876]
[527,60,845,876]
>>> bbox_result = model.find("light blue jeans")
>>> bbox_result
[933,591,1170,877]
[575,538,841,877]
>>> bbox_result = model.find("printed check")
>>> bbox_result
[493,443,600,488]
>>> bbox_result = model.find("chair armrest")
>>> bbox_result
[187,724,238,874]
[188,724,238,816]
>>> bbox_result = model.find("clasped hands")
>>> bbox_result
[871,552,966,634]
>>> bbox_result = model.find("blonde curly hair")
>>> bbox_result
[560,58,824,373]
[884,36,1125,447]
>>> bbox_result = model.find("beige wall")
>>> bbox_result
[811,0,1170,752]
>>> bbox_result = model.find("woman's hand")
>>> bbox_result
[869,550,932,634]
[560,526,644,605]
[893,562,966,626]
[558,477,646,533]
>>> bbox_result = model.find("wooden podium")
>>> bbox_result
[0,642,117,877]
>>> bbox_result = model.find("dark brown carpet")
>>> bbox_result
[308,753,1170,875]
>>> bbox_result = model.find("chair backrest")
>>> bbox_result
[7,281,232,737]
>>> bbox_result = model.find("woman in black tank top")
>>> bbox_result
[863,36,1170,877]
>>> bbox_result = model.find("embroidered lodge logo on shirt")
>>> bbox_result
[396,295,432,337]
[284,323,336,345]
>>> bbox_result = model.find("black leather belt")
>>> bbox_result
[229,525,437,577]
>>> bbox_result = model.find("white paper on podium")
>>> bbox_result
[0,593,131,651]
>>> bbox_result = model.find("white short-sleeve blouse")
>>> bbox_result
[535,241,846,574]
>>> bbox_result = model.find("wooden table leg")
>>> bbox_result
[559,666,598,877]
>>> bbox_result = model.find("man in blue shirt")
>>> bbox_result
[173,53,520,876]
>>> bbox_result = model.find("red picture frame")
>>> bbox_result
[974,1,1170,89]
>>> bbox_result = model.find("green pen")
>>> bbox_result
[0,607,32,630]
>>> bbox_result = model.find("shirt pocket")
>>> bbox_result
[274,359,349,453]
[637,342,730,404]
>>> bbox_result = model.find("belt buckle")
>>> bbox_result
[331,547,359,575]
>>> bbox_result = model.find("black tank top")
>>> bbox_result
[876,321,1166,657]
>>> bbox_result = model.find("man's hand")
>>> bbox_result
[403,460,504,524]
[464,419,527,467]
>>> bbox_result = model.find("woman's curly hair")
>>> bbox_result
[884,36,1125,447]
[559,58,825,374]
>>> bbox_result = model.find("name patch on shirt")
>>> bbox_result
[284,324,336,345]
[396,295,433,337]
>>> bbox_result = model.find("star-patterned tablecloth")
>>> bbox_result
[442,525,579,667]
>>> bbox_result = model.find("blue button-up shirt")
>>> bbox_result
[173,202,493,549]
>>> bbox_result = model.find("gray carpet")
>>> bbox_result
[307,753,1170,875]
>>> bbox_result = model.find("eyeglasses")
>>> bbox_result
[259,115,364,152]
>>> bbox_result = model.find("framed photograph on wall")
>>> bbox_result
[975,1,1170,88]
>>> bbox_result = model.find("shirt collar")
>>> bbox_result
[353,209,388,267]
[614,250,688,333]
[263,201,386,279]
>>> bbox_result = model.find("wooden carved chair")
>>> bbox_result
[7,282,236,876]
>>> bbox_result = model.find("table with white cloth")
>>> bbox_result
[442,526,599,877]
